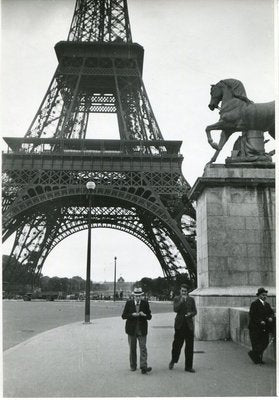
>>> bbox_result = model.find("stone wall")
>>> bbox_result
[189,163,275,341]
[194,165,275,289]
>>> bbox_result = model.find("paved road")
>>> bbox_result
[4,313,276,398]
[2,299,172,350]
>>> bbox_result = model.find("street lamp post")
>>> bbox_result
[113,256,117,301]
[85,180,96,323]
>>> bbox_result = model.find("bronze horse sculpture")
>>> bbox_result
[206,79,275,163]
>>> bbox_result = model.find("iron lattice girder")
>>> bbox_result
[2,140,196,278]
[49,206,152,251]
[2,138,196,279]
[2,138,188,226]
[3,194,196,278]
[68,0,132,42]
[24,42,162,142]
[6,200,194,279]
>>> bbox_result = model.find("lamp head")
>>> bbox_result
[86,181,96,191]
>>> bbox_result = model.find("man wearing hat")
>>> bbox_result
[248,287,275,364]
[122,287,152,374]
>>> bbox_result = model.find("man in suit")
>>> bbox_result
[122,287,152,374]
[169,284,197,373]
[248,287,275,365]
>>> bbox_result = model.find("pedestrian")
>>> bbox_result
[121,287,152,374]
[248,287,275,365]
[169,284,197,372]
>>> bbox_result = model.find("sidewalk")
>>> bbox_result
[3,312,276,397]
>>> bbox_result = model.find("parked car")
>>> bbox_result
[23,293,33,301]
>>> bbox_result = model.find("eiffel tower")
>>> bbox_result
[2,0,196,283]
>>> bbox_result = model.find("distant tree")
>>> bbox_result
[60,277,70,292]
[140,277,153,295]
[40,276,50,291]
[134,272,193,300]
[3,255,33,292]
[47,277,63,292]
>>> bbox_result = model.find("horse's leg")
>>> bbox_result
[207,149,220,164]
[206,121,225,150]
[206,130,232,165]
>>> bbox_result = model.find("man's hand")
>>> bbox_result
[260,320,266,325]
[268,317,273,323]
[139,311,146,317]
[132,312,139,317]
[185,312,191,318]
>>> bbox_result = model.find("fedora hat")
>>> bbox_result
[256,287,268,296]
[133,287,144,296]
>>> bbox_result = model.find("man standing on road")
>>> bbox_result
[122,287,152,374]
[169,284,197,373]
[248,287,275,365]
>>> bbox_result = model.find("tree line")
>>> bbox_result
[3,255,194,299]
[135,273,193,300]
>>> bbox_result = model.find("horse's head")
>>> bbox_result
[208,79,249,111]
[208,83,223,111]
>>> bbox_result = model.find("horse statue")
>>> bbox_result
[206,78,275,163]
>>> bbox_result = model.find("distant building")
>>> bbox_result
[92,276,134,299]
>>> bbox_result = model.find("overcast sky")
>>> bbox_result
[1,0,276,282]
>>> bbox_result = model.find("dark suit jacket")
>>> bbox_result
[122,299,152,336]
[248,299,274,332]
[173,295,197,331]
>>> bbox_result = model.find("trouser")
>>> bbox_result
[128,334,147,369]
[171,326,194,369]
[249,329,269,362]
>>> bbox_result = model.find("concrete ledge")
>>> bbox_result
[191,286,276,296]
[191,287,276,308]
[194,306,275,361]
[195,306,230,340]
[189,164,275,201]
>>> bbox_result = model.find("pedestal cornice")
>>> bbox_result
[189,163,275,201]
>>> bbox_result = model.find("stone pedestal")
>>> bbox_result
[189,163,275,340]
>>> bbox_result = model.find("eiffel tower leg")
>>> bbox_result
[115,74,163,141]
[140,213,177,278]
[5,209,66,284]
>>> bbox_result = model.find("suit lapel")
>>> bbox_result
[185,296,192,310]
[257,299,265,308]
[131,300,136,311]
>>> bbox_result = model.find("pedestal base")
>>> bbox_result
[191,286,276,341]
[189,164,275,342]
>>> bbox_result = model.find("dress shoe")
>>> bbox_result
[141,367,152,374]
[248,351,259,364]
[169,361,174,370]
[130,367,137,371]
[185,368,195,373]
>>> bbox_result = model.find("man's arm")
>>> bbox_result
[122,301,136,320]
[186,297,197,318]
[139,301,152,320]
[173,296,185,313]
[249,301,265,325]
